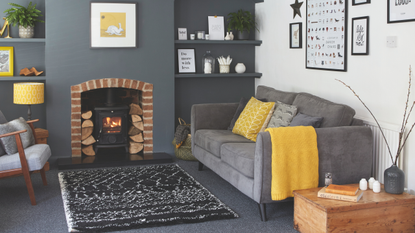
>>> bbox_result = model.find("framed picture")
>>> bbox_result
[352,16,369,55]
[0,47,13,76]
[208,16,225,40]
[90,2,136,48]
[352,0,370,5]
[177,49,196,73]
[306,0,348,72]
[178,28,187,40]
[388,0,415,23]
[290,22,302,49]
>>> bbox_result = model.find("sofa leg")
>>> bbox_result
[198,162,204,171]
[258,203,267,221]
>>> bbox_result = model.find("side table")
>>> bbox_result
[293,183,415,232]
[34,128,49,144]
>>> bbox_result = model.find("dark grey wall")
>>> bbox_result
[45,0,175,157]
[174,0,257,124]
[0,0,258,158]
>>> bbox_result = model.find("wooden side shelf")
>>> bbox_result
[35,128,49,144]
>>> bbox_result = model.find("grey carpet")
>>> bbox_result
[0,156,298,233]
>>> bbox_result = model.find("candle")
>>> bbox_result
[190,34,195,40]
[368,177,375,189]
[359,178,367,190]
[373,181,381,193]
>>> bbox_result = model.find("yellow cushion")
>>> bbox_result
[232,97,275,141]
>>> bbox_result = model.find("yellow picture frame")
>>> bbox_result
[0,47,13,76]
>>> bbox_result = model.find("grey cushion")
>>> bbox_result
[0,117,35,155]
[290,113,323,128]
[255,85,298,104]
[221,143,256,178]
[194,129,253,158]
[0,144,51,171]
[0,111,7,156]
[292,93,355,127]
[267,101,298,128]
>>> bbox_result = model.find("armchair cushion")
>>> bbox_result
[0,144,51,171]
[290,113,324,128]
[0,117,35,155]
[267,101,298,128]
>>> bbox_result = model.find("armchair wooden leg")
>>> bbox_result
[40,168,47,186]
[22,170,36,205]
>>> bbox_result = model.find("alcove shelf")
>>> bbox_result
[175,72,262,78]
[0,38,46,43]
[175,40,262,46]
[0,76,46,81]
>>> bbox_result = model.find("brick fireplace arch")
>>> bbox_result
[70,78,153,157]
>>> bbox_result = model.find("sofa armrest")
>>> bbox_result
[191,103,239,133]
[191,103,239,152]
[253,126,373,204]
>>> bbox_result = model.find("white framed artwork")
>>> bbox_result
[90,2,136,48]
[208,16,225,40]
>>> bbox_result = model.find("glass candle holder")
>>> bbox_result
[202,51,215,74]
[195,31,205,40]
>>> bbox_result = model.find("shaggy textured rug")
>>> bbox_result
[58,164,238,232]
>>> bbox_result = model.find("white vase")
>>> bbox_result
[229,32,234,40]
[19,25,34,38]
[235,63,246,73]
[225,32,231,40]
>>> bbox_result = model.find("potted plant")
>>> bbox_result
[3,2,44,38]
[227,9,258,40]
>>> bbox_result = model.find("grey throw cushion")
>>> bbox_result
[290,113,324,128]
[0,117,35,155]
[267,101,298,128]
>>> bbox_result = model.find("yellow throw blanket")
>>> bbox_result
[265,126,319,201]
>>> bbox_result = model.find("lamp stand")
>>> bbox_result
[27,105,32,121]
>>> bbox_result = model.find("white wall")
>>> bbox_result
[256,1,415,194]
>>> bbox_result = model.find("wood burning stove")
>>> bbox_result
[93,88,130,153]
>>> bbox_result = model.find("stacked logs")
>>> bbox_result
[128,103,144,154]
[81,110,96,156]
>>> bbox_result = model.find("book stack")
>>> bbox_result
[318,184,363,202]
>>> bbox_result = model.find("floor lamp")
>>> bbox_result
[13,82,44,120]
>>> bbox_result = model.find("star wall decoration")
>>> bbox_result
[290,0,303,19]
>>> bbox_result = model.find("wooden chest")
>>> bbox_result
[293,184,415,233]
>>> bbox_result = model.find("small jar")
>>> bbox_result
[202,51,215,74]
[368,177,375,189]
[190,34,195,40]
[205,34,210,40]
[195,31,205,40]
[373,181,381,193]
[359,178,367,191]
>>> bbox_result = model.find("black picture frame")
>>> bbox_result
[177,48,196,74]
[352,16,369,55]
[352,0,370,6]
[290,22,302,49]
[388,0,415,23]
[306,0,348,72]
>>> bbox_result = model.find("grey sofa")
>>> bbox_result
[191,85,373,221]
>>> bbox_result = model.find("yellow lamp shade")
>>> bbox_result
[13,82,44,105]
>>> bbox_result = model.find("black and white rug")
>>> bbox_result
[58,164,238,232]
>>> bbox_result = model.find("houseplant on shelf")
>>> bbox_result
[337,66,415,194]
[3,2,44,38]
[227,9,258,40]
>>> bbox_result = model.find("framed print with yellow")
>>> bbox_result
[0,47,13,76]
[90,2,136,48]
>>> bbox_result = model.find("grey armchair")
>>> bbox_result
[0,111,51,205]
